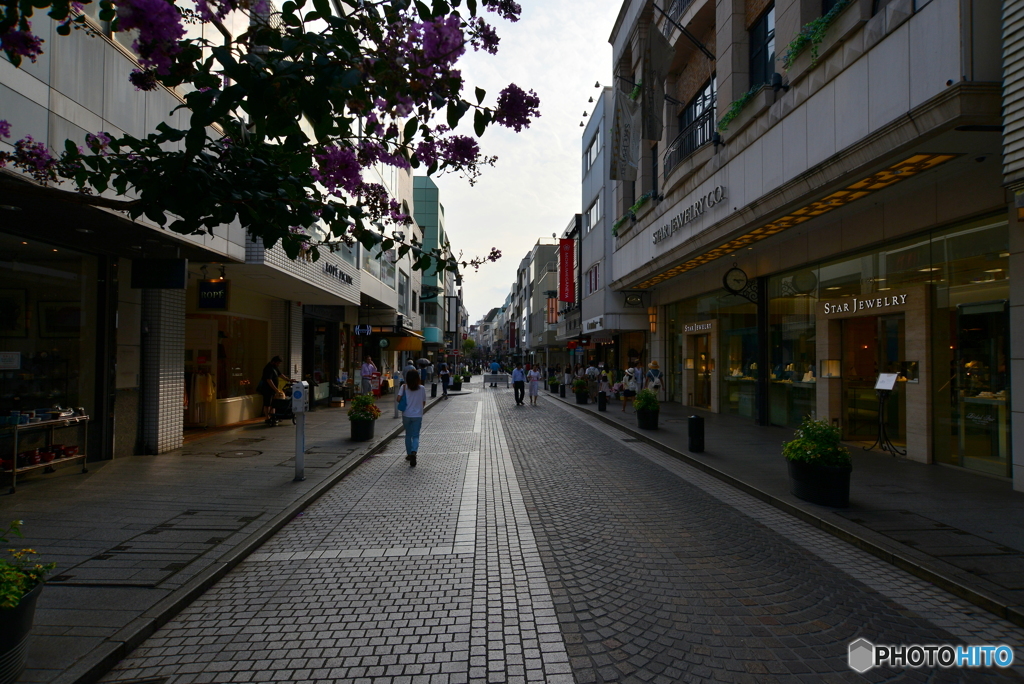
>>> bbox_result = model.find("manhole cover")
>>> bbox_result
[216,450,262,458]
[181,452,218,457]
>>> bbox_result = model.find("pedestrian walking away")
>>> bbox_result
[397,369,427,466]
[438,362,451,399]
[360,355,377,395]
[512,363,526,405]
[621,367,639,412]
[646,361,663,393]
[527,365,542,405]
[259,355,294,425]
[585,360,601,401]
[489,359,501,386]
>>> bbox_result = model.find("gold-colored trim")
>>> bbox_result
[634,153,956,289]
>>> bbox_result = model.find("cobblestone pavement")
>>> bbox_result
[500,397,1024,684]
[100,388,1024,683]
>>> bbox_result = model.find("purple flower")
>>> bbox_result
[1,26,45,63]
[85,131,112,154]
[469,18,500,54]
[0,120,11,139]
[441,136,479,166]
[311,145,362,196]
[0,135,59,184]
[420,16,464,64]
[116,0,185,75]
[486,0,521,22]
[129,68,159,91]
[197,0,235,23]
[494,84,540,132]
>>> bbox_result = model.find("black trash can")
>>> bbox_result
[597,391,607,412]
[559,383,566,398]
[688,415,705,453]
[431,383,437,398]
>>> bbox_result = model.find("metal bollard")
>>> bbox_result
[688,415,705,453]
[597,391,607,412]
[559,383,566,398]
[431,383,437,398]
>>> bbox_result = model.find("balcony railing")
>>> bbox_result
[660,0,696,36]
[663,107,715,180]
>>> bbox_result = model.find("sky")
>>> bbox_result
[431,0,621,323]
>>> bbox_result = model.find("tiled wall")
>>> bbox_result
[142,289,186,454]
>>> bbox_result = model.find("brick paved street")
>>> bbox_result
[100,388,1024,683]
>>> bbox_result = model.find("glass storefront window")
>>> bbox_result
[767,276,817,428]
[186,314,269,400]
[0,236,98,416]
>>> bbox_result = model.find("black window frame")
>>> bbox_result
[748,5,776,89]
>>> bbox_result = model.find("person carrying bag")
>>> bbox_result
[397,369,427,467]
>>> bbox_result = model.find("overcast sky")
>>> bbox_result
[431,0,620,323]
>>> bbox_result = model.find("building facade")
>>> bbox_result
[608,0,1017,486]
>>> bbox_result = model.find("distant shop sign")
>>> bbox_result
[324,262,354,284]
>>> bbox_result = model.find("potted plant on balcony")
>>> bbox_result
[571,378,589,404]
[547,376,560,393]
[1,520,55,684]
[633,389,660,430]
[348,394,382,441]
[783,418,852,508]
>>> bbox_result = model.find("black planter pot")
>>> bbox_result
[451,381,463,392]
[350,419,375,442]
[636,408,659,430]
[787,459,852,508]
[0,583,43,684]
[575,391,589,404]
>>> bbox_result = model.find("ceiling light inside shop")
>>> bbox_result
[999,252,1009,257]
[632,153,956,289]
[825,286,841,290]
[918,267,940,272]
[878,287,890,291]
[984,268,1003,273]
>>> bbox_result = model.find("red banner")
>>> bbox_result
[559,238,575,302]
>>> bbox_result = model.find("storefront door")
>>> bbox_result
[692,334,712,409]
[841,314,906,444]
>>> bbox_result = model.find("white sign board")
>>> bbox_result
[0,352,20,370]
[875,373,899,391]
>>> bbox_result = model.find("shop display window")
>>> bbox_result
[0,236,98,418]
[186,314,269,400]
[767,277,817,428]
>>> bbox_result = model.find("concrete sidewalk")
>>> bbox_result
[1,390,441,684]
[532,384,1024,628]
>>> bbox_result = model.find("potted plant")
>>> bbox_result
[348,394,382,441]
[451,375,463,391]
[571,378,589,404]
[633,389,659,429]
[783,418,852,507]
[547,376,559,392]
[1,521,55,684]
[462,373,471,383]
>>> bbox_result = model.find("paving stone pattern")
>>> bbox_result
[101,391,572,684]
[500,397,1023,684]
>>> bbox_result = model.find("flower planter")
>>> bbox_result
[636,409,659,430]
[787,459,851,508]
[451,381,463,392]
[574,391,589,405]
[0,583,43,684]
[350,419,375,442]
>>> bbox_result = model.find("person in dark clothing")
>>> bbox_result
[511,363,526,405]
[260,356,294,425]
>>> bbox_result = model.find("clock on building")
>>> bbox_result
[723,267,748,294]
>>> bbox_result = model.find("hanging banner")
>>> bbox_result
[610,88,641,181]
[642,24,673,141]
[558,238,576,303]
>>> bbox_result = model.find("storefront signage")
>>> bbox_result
[323,262,354,285]
[559,239,576,302]
[652,186,727,246]
[0,351,21,370]
[354,324,372,335]
[684,322,713,333]
[822,293,908,315]
[197,279,229,310]
[584,316,604,332]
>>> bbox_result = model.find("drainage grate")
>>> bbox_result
[216,450,262,458]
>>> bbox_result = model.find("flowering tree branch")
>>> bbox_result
[0,0,536,272]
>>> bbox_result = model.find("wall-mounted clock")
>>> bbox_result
[723,267,748,294]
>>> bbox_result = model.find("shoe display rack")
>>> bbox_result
[1,415,89,493]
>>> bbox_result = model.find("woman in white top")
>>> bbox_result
[398,369,427,467]
[527,366,542,405]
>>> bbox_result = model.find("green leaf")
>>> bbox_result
[403,117,418,144]
[475,86,485,105]
[467,0,477,14]
[414,1,432,20]
[64,138,78,155]
[311,0,331,20]
[474,109,487,137]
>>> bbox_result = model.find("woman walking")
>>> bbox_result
[438,362,451,399]
[527,365,542,406]
[398,368,427,467]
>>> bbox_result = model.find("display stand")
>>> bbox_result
[2,415,89,493]
[864,374,905,456]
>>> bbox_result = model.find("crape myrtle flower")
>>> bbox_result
[1,25,44,62]
[0,120,11,139]
[116,0,185,75]
[486,0,521,22]
[310,145,362,196]
[85,132,112,154]
[129,68,160,91]
[468,18,500,54]
[494,84,540,132]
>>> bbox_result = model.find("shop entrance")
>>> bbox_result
[690,334,712,409]
[841,314,906,444]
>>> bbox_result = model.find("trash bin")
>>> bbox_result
[688,415,704,453]
[559,383,566,398]
[597,391,607,412]
[431,383,437,398]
